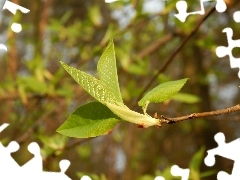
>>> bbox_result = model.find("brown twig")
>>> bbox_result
[0,93,66,101]
[160,104,240,124]
[138,34,173,59]
[137,6,216,103]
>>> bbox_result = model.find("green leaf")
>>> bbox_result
[19,77,48,94]
[60,40,125,106]
[57,102,120,138]
[60,61,118,105]
[97,39,123,104]
[38,134,68,157]
[138,78,188,113]
[106,103,160,127]
[38,134,68,150]
[88,5,102,27]
[60,10,73,24]
[189,146,205,180]
[200,170,217,178]
[172,92,201,104]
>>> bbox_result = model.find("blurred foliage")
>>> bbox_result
[79,146,216,179]
[0,0,240,179]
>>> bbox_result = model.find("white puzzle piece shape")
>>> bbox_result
[2,0,30,14]
[0,124,72,180]
[174,0,227,22]
[2,1,30,33]
[215,27,240,78]
[233,11,240,23]
[154,176,165,180]
[171,165,190,180]
[204,132,240,179]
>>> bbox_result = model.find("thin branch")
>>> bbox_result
[137,6,216,103]
[132,0,140,9]
[0,93,66,101]
[138,34,173,59]
[160,104,240,124]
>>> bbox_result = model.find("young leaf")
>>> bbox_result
[138,78,188,113]
[106,103,161,128]
[97,39,123,104]
[60,61,118,105]
[57,102,120,138]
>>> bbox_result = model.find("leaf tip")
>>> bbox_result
[184,78,189,82]
[107,38,114,48]
[60,61,67,68]
[56,125,63,133]
[109,38,114,43]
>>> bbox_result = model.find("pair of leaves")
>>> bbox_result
[57,40,188,138]
[60,40,123,106]
[58,40,124,138]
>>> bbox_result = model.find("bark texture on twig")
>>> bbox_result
[160,104,240,124]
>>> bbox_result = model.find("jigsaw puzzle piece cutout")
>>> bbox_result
[0,123,73,179]
[215,0,227,13]
[18,143,72,180]
[217,171,238,180]
[171,165,190,180]
[215,27,240,78]
[154,176,165,180]
[233,11,240,23]
[59,160,71,174]
[40,171,71,180]
[0,44,8,51]
[40,160,71,180]
[204,132,225,166]
[205,132,240,164]
[2,0,30,33]
[174,1,189,22]
[204,132,240,179]
[0,123,9,133]
[2,0,30,14]
[0,141,20,177]
[21,142,43,174]
[174,0,226,22]
[0,124,20,176]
